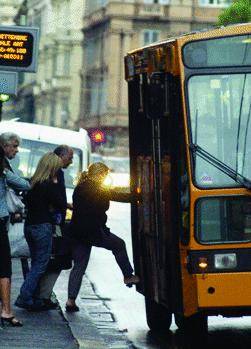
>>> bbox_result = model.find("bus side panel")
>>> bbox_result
[196,273,251,308]
[180,248,199,316]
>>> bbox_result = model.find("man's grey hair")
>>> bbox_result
[0,132,21,147]
[54,144,72,157]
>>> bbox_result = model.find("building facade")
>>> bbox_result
[0,0,22,25]
[80,0,232,155]
[15,0,85,128]
[0,0,23,120]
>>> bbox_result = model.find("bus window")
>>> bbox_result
[188,73,251,188]
[10,139,82,188]
[183,34,251,68]
[196,196,251,243]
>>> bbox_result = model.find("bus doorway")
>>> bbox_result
[128,72,183,330]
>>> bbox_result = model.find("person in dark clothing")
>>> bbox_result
[15,152,65,311]
[53,144,74,217]
[35,145,73,308]
[65,162,139,312]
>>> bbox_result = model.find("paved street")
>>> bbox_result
[0,259,78,349]
[55,270,133,349]
[0,258,132,349]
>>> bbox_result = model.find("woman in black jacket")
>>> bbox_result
[66,162,139,312]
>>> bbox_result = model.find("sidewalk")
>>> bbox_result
[0,259,132,349]
[55,270,133,349]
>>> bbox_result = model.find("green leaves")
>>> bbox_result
[218,0,251,26]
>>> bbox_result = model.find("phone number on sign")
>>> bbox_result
[0,53,24,60]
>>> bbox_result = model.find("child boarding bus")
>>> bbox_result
[0,119,91,256]
[124,23,251,333]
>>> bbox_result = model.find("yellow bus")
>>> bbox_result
[124,23,251,333]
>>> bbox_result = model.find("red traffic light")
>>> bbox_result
[90,129,105,144]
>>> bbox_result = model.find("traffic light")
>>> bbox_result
[90,129,105,144]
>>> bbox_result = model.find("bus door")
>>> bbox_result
[129,71,183,313]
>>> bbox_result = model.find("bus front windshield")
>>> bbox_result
[188,73,251,188]
[10,139,82,189]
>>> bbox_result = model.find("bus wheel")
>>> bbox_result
[174,313,208,334]
[145,298,172,332]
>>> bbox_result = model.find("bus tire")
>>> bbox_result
[174,313,208,334]
[145,298,172,332]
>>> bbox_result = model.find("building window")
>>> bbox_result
[90,80,99,115]
[142,30,160,46]
[199,0,232,6]
[63,49,71,76]
[33,11,42,32]
[52,47,71,77]
[52,46,58,77]
[86,38,98,66]
[143,0,169,4]
[84,33,105,70]
[100,79,108,114]
[86,0,108,15]
[61,97,70,126]
[50,100,55,127]
[44,47,50,80]
[86,76,107,116]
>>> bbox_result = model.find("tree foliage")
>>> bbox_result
[218,0,251,26]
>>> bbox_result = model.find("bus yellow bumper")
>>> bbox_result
[196,272,251,308]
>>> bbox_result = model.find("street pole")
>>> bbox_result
[0,101,2,122]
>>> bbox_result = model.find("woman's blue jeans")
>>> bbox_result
[19,223,52,305]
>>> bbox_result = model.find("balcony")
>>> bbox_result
[34,76,70,96]
[83,2,169,29]
[83,7,107,30]
[136,4,165,17]
[51,76,71,90]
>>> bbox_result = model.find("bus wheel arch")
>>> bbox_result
[174,312,208,334]
[145,297,172,332]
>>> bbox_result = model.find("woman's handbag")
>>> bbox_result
[6,187,25,213]
[47,224,72,272]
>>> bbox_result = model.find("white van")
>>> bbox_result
[0,120,91,256]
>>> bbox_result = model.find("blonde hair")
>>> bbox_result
[77,162,109,185]
[31,152,63,187]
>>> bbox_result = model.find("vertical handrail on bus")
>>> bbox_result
[151,118,164,269]
[146,72,167,270]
